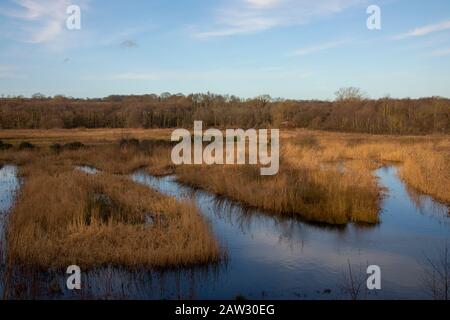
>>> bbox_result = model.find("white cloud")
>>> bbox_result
[290,39,349,56]
[245,0,284,8]
[193,0,364,38]
[194,16,277,38]
[396,20,450,39]
[0,0,88,44]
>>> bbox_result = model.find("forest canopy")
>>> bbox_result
[0,91,449,135]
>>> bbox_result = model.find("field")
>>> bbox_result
[0,128,449,269]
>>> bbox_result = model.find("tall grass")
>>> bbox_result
[177,130,449,225]
[177,162,379,225]
[1,147,220,269]
[65,140,175,175]
[286,130,449,204]
[0,130,450,240]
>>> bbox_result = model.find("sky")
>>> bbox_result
[0,0,450,100]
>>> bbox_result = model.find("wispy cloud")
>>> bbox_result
[0,65,27,79]
[290,39,349,56]
[0,0,88,44]
[110,73,160,81]
[246,0,284,8]
[193,0,364,38]
[395,20,450,39]
[86,67,312,82]
[430,47,450,57]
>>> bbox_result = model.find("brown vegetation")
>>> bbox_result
[0,144,220,269]
[1,94,449,134]
[282,130,450,204]
[177,163,380,225]
[176,130,449,224]
[0,128,448,269]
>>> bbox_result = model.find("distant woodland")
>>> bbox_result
[0,90,449,134]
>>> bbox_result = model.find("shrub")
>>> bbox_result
[119,138,140,148]
[50,143,62,153]
[63,142,85,150]
[0,140,13,150]
[19,141,35,150]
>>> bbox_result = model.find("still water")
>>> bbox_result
[0,165,20,297]
[130,167,449,299]
[0,165,449,299]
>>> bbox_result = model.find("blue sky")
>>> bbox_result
[0,0,450,99]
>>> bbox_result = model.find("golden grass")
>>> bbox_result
[0,128,172,146]
[176,163,379,225]
[285,130,450,204]
[0,146,220,269]
[176,130,449,225]
[0,128,448,250]
[64,142,175,176]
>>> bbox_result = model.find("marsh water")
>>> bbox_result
[0,165,449,299]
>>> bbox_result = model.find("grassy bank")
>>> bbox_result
[176,162,379,225]
[283,130,449,204]
[0,128,448,264]
[0,145,220,269]
[176,130,449,225]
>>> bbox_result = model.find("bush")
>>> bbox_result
[50,143,62,153]
[19,141,35,150]
[0,140,13,150]
[63,142,85,150]
[119,138,140,148]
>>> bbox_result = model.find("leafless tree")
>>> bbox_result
[335,87,367,101]
[423,244,449,300]
[340,259,367,300]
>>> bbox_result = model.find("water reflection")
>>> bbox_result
[0,165,20,297]
[1,165,449,299]
[0,165,20,252]
[75,166,100,175]
[130,167,449,299]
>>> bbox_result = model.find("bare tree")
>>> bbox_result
[335,87,367,101]
[423,244,449,300]
[340,259,367,300]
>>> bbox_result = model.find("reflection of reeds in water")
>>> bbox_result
[339,259,369,300]
[208,191,354,236]
[405,183,450,222]
[2,262,226,299]
[423,244,450,300]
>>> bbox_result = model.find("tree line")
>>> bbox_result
[0,91,449,135]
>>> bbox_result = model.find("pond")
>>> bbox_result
[0,165,449,299]
[129,166,450,299]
